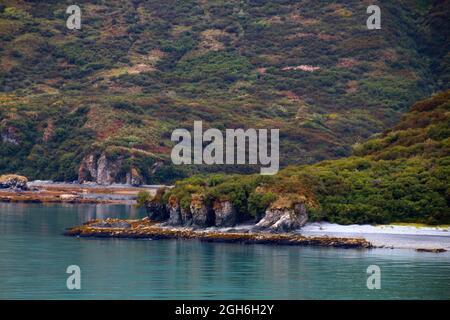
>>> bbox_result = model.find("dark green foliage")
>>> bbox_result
[166,91,450,225]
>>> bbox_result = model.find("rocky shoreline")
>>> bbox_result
[64,217,373,249]
[0,175,159,204]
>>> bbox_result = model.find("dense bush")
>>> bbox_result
[164,91,450,225]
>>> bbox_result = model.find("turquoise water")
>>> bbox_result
[0,203,449,299]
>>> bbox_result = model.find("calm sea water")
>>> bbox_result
[0,203,449,300]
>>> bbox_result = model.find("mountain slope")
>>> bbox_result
[0,0,448,182]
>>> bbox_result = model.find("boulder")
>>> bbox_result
[0,174,28,190]
[213,199,237,227]
[255,203,308,232]
[190,194,214,228]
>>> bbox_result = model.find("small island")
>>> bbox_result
[64,217,373,249]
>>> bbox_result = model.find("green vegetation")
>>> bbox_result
[136,190,151,208]
[165,91,450,225]
[0,1,448,182]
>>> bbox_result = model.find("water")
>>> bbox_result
[0,203,449,300]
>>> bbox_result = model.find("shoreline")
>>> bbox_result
[2,184,448,252]
[62,217,450,252]
[64,218,373,249]
[0,181,162,204]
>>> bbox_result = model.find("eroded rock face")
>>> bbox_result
[126,167,143,186]
[96,153,123,185]
[167,202,183,226]
[255,203,308,232]
[213,199,237,227]
[146,201,169,222]
[78,152,143,186]
[0,174,28,190]
[181,207,193,226]
[190,194,214,228]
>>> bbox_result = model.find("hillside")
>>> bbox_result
[0,0,449,183]
[161,90,450,225]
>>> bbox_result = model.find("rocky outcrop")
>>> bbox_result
[190,194,214,228]
[213,199,237,227]
[64,217,373,249]
[152,194,238,228]
[96,153,123,185]
[255,203,308,232]
[166,196,183,226]
[147,201,169,222]
[1,125,20,145]
[78,152,143,186]
[126,167,143,186]
[180,207,193,226]
[0,174,28,190]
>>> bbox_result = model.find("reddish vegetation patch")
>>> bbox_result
[84,107,125,140]
[318,34,339,41]
[283,91,301,102]
[43,120,54,142]
[256,67,267,74]
[337,58,359,68]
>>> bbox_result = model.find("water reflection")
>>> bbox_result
[0,203,449,299]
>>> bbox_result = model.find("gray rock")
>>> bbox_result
[255,203,308,232]
[166,202,182,226]
[213,200,237,227]
[190,195,214,228]
[146,201,169,222]
[181,207,193,226]
[0,174,28,190]
[78,152,139,185]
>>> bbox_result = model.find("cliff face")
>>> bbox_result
[78,152,144,186]
[146,191,308,232]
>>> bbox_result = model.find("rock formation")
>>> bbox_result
[78,152,144,185]
[147,201,169,222]
[255,202,308,232]
[0,174,28,190]
[190,194,215,228]
[145,189,308,232]
[213,199,237,227]
[166,196,183,226]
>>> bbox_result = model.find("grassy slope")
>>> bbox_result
[164,91,450,225]
[0,0,448,182]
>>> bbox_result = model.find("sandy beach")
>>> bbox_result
[299,222,450,251]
